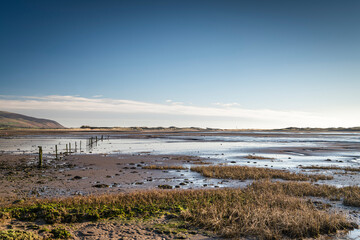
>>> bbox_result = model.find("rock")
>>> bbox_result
[12,199,24,204]
[92,184,109,188]
[158,185,173,189]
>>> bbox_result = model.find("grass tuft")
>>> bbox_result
[300,165,360,172]
[142,165,186,170]
[50,227,72,239]
[244,154,274,160]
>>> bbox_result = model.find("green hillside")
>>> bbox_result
[0,111,65,129]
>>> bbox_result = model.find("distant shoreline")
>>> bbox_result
[1,126,360,137]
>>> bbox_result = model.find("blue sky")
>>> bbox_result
[1,0,359,128]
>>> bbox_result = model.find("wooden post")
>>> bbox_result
[101,135,103,141]
[75,142,77,152]
[69,143,71,154]
[38,146,43,168]
[55,145,58,160]
[96,136,98,142]
[80,141,82,152]
[66,144,68,154]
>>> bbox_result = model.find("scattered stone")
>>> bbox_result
[92,184,109,188]
[158,185,172,189]
[12,199,24,204]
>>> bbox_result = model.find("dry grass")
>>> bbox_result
[181,188,352,239]
[244,154,274,160]
[300,165,360,172]
[251,180,360,207]
[343,186,360,207]
[191,165,333,181]
[142,165,187,170]
[0,182,356,239]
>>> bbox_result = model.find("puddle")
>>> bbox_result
[347,229,360,240]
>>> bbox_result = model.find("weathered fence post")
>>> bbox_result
[38,146,43,168]
[66,144,68,155]
[55,145,58,160]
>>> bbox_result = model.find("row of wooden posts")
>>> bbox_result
[37,135,106,168]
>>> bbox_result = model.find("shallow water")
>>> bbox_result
[1,132,359,169]
[1,132,360,188]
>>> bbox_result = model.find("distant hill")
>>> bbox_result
[0,111,65,129]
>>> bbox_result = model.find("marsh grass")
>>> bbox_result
[244,154,274,160]
[300,165,360,172]
[191,165,333,181]
[142,165,186,170]
[251,181,360,207]
[0,182,357,239]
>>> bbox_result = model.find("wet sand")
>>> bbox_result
[0,153,189,200]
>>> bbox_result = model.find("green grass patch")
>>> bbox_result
[0,229,40,240]
[50,227,71,239]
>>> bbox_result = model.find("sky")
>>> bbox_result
[0,0,359,129]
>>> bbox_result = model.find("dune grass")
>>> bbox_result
[0,181,357,239]
[191,165,333,181]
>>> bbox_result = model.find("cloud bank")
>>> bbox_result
[0,95,354,128]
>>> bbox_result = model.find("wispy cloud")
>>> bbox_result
[0,95,324,126]
[213,102,242,107]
